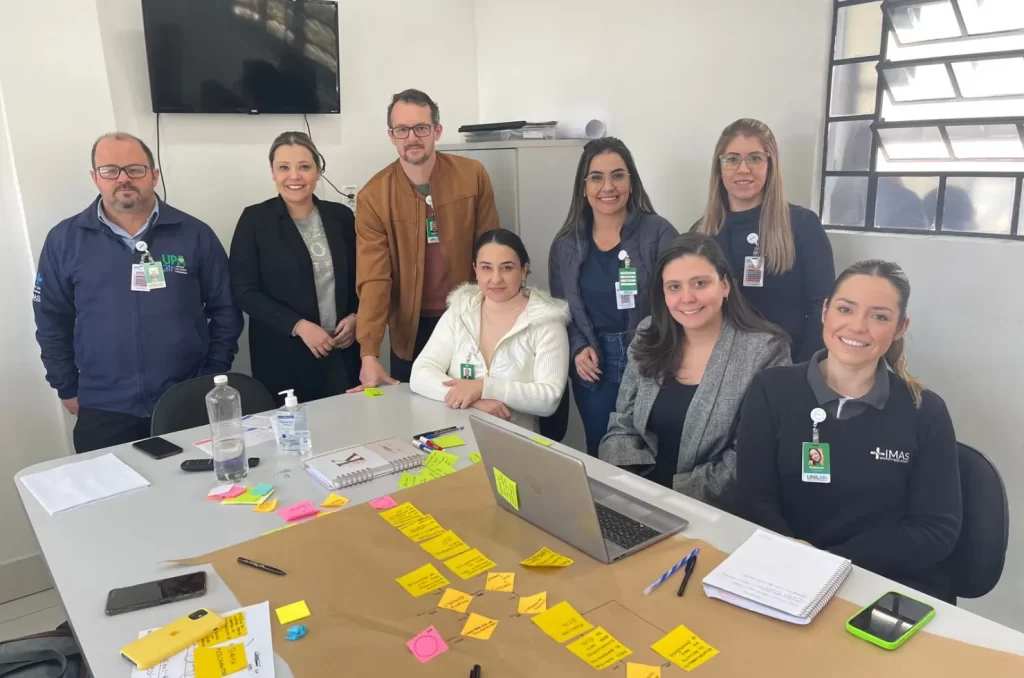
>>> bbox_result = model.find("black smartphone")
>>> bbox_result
[105,571,207,616]
[132,436,184,459]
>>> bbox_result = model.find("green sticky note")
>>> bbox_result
[532,437,553,447]
[424,450,460,468]
[364,387,385,398]
[431,434,466,449]
[423,464,456,479]
[399,471,424,489]
[469,452,482,464]
[493,468,520,510]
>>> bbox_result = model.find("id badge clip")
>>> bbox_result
[743,233,764,288]
[802,408,831,483]
[132,241,166,291]
[426,195,439,244]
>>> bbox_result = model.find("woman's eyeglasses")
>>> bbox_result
[719,152,770,169]
[585,169,630,188]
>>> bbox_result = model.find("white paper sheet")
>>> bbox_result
[129,601,275,678]
[193,429,277,456]
[241,415,274,430]
[20,453,150,515]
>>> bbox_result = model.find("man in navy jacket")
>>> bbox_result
[33,133,243,453]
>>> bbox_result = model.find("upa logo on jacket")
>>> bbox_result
[870,447,910,464]
[162,254,188,275]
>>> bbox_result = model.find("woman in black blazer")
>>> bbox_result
[229,131,360,404]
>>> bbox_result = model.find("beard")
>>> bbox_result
[111,184,143,210]
[401,145,432,166]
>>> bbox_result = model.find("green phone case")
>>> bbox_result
[845,592,936,650]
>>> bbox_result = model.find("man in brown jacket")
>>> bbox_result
[350,89,499,389]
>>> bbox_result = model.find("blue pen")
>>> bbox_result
[412,441,433,454]
[424,426,464,439]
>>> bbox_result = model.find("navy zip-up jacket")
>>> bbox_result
[33,198,243,418]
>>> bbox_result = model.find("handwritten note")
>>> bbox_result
[193,642,248,678]
[461,612,498,640]
[275,600,311,624]
[369,495,399,510]
[198,612,248,647]
[250,483,274,496]
[421,464,457,479]
[518,591,547,615]
[651,624,719,671]
[278,500,318,522]
[485,572,515,593]
[396,563,451,597]
[627,663,662,678]
[493,468,520,510]
[437,588,474,613]
[532,601,593,643]
[431,434,466,449]
[253,498,278,513]
[364,387,385,398]
[520,547,575,568]
[444,548,497,580]
[469,452,482,464]
[379,502,424,527]
[567,627,633,670]
[407,626,449,663]
[424,450,460,468]
[320,493,349,508]
[399,471,425,489]
[420,530,471,560]
[399,514,446,543]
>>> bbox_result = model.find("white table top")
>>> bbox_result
[15,386,1024,677]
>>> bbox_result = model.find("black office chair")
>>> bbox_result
[150,372,277,436]
[944,443,1009,599]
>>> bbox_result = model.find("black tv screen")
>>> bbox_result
[142,0,340,114]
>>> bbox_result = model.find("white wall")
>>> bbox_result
[474,0,833,225]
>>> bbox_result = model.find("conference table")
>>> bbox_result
[14,386,1024,676]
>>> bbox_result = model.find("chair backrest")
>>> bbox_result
[150,373,277,436]
[945,442,1009,599]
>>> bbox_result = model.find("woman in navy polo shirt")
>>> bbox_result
[735,260,962,602]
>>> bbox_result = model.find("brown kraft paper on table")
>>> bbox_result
[177,463,1024,677]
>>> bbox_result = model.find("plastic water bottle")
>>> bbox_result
[205,375,248,482]
[276,389,312,457]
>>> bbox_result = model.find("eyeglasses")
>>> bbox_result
[95,164,150,180]
[719,152,770,169]
[390,124,435,139]
[585,170,630,188]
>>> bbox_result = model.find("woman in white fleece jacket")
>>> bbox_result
[410,229,571,431]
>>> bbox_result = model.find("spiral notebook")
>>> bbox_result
[302,438,425,490]
[702,529,851,625]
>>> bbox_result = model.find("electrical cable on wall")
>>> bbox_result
[303,113,354,201]
[156,112,167,202]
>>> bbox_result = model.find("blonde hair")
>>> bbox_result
[694,118,795,274]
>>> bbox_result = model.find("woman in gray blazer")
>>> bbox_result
[599,233,790,509]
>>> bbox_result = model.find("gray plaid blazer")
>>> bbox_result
[598,317,790,508]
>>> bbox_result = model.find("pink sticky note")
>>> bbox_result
[277,500,319,522]
[369,495,399,510]
[406,625,449,663]
[223,485,247,499]
[208,484,246,500]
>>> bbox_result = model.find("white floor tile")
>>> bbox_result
[0,589,61,624]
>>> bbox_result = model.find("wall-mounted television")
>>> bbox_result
[141,0,340,114]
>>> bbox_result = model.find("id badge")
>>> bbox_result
[144,261,167,289]
[426,216,440,244]
[801,442,831,483]
[743,256,764,288]
[459,363,476,380]
[617,266,638,293]
[130,264,150,292]
[614,282,636,310]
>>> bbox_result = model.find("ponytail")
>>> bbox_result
[884,337,924,408]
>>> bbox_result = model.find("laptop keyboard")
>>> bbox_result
[595,503,661,550]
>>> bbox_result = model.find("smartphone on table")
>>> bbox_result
[846,591,935,650]
[132,436,183,459]
[120,608,225,670]
[105,571,207,616]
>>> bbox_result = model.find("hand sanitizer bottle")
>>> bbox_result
[276,389,312,457]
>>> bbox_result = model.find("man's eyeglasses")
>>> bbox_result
[585,169,630,188]
[719,152,770,169]
[390,124,435,139]
[95,164,150,180]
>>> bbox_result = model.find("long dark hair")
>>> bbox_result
[552,137,656,244]
[631,233,789,381]
[828,260,923,406]
[473,228,530,267]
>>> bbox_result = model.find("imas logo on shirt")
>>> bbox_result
[162,254,188,275]
[870,447,910,463]
[32,273,42,302]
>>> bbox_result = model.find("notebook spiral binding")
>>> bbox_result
[800,563,852,619]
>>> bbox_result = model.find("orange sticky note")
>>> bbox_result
[437,588,473,613]
[253,498,278,513]
[485,572,515,593]
[461,612,498,640]
[518,591,547,615]
[320,493,349,508]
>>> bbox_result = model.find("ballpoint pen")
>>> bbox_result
[676,554,697,597]
[470,665,481,678]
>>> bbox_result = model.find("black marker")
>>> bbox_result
[237,557,286,576]
[676,555,697,597]
[470,665,481,678]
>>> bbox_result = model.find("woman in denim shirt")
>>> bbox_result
[549,138,677,456]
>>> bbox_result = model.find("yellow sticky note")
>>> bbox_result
[221,488,265,505]
[518,591,547,615]
[531,600,594,643]
[275,600,311,624]
[254,498,278,513]
[493,468,520,510]
[364,387,385,397]
[321,493,349,508]
[437,588,474,613]
[461,612,498,640]
[532,437,554,447]
[431,434,466,449]
[627,663,662,678]
[520,547,575,568]
[420,530,471,560]
[193,642,248,678]
[485,572,515,593]
[651,624,719,672]
[198,612,247,647]
[399,514,446,543]
[424,450,460,468]
[444,548,497,580]
[396,563,451,598]
[261,523,294,536]
[380,502,424,527]
[567,627,633,670]
[468,452,482,464]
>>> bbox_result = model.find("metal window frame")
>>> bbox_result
[879,49,1024,105]
[873,116,1024,162]
[882,0,1024,47]
[820,0,1024,240]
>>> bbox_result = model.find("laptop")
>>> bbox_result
[470,415,688,564]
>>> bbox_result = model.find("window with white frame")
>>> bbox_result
[820,0,1024,237]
